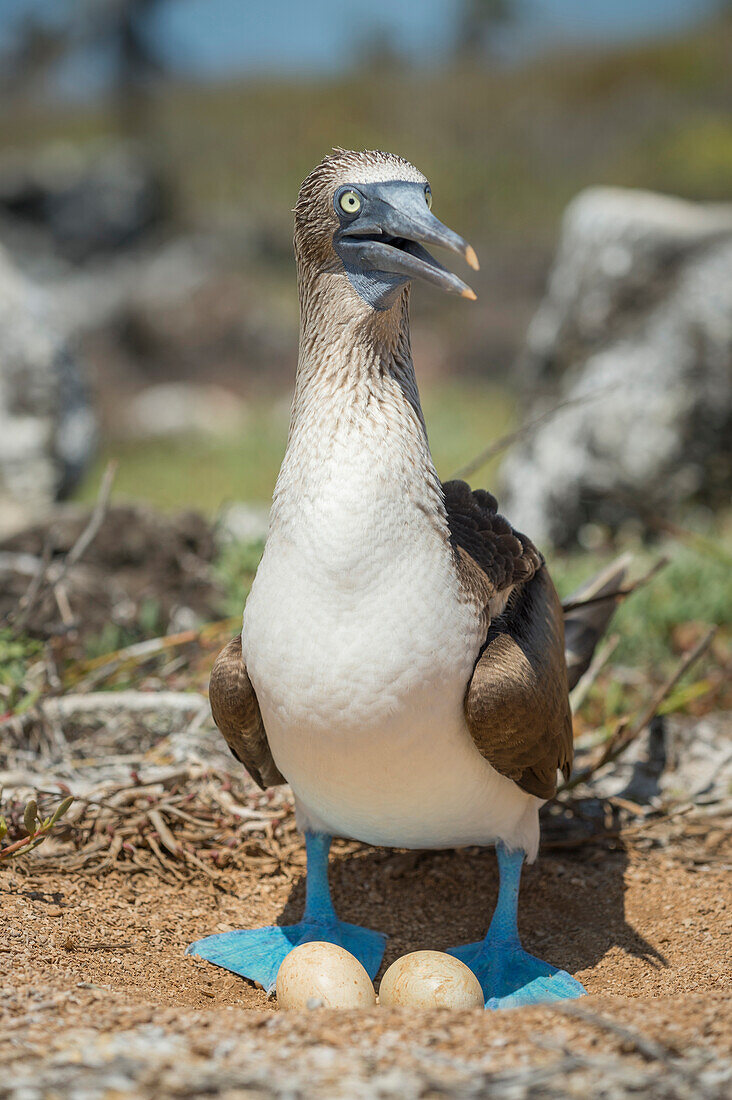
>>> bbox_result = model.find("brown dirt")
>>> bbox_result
[0,504,221,643]
[1,831,730,1095]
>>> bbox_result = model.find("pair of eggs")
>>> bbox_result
[276,941,483,1010]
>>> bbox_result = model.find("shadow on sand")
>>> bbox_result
[277,825,665,983]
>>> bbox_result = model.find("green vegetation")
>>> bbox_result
[622,116,732,199]
[118,15,732,238]
[215,538,265,619]
[0,794,74,861]
[73,368,730,689]
[83,597,165,660]
[0,628,44,716]
[215,525,732,680]
[551,532,732,674]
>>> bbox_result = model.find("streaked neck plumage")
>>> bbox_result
[270,261,446,533]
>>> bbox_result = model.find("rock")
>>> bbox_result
[585,711,732,807]
[501,188,732,548]
[122,382,248,439]
[0,245,96,535]
[216,502,270,547]
[0,141,166,262]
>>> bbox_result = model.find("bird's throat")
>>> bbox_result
[272,272,444,532]
[292,274,426,443]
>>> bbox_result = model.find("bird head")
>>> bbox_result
[294,149,478,312]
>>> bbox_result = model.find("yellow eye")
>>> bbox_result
[424,186,432,210]
[338,189,362,214]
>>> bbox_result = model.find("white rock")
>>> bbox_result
[502,187,732,547]
[216,501,270,546]
[122,382,247,439]
[0,244,95,534]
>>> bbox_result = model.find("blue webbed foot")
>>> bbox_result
[186,833,386,994]
[187,919,386,995]
[449,841,586,1010]
[449,937,585,1009]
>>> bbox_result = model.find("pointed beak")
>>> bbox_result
[336,181,479,300]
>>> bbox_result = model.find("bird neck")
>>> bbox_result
[272,269,444,526]
[294,269,424,428]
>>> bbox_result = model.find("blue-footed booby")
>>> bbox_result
[188,149,623,1008]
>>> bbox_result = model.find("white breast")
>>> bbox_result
[242,399,541,857]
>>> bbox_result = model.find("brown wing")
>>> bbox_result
[443,480,572,800]
[465,568,573,799]
[443,479,543,614]
[209,635,285,790]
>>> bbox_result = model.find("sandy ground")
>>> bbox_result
[2,833,730,1097]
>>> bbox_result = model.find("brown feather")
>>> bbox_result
[209,636,285,790]
[443,479,543,616]
[443,480,572,800]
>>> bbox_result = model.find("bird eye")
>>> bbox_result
[424,186,432,210]
[338,189,362,215]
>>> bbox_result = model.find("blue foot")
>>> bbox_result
[187,918,386,994]
[449,841,585,1010]
[186,833,386,994]
[449,937,585,1009]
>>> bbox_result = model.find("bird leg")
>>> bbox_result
[448,841,586,1009]
[186,832,387,994]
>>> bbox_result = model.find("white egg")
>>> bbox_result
[378,950,483,1009]
[276,941,376,1010]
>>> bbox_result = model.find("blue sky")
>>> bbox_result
[0,0,720,90]
[145,0,718,76]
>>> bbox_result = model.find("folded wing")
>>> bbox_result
[444,479,572,801]
[209,635,285,790]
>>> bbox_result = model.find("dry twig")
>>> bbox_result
[561,625,718,792]
[12,460,117,632]
[570,633,620,713]
[562,556,668,614]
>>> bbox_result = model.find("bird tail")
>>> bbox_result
[562,553,631,690]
